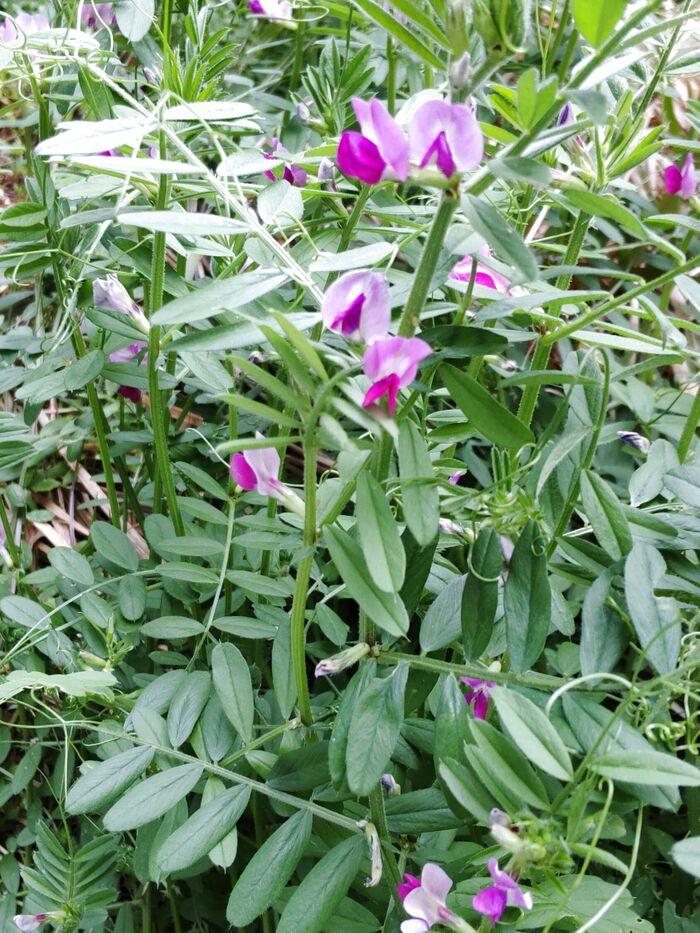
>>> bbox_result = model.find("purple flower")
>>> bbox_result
[263,138,307,187]
[399,863,462,933]
[617,431,650,455]
[230,433,298,507]
[80,3,116,28]
[397,873,421,901]
[14,917,47,932]
[248,0,293,22]
[408,99,483,179]
[472,859,533,926]
[450,246,510,294]
[1,12,50,45]
[556,104,571,126]
[460,677,494,720]
[321,269,390,343]
[93,274,149,332]
[665,153,697,200]
[108,341,147,404]
[337,97,409,185]
[448,470,465,485]
[362,336,432,415]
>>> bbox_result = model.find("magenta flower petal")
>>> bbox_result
[472,690,490,720]
[337,131,386,184]
[362,373,400,413]
[420,130,456,177]
[117,385,142,404]
[472,885,508,925]
[321,269,390,343]
[665,164,682,196]
[362,337,431,413]
[397,873,421,901]
[230,453,257,490]
[352,97,410,181]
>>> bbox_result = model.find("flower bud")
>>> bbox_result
[362,822,383,887]
[93,275,150,334]
[491,822,525,854]
[617,431,650,455]
[295,101,310,123]
[314,642,371,677]
[317,157,335,182]
[380,772,401,795]
[449,51,471,89]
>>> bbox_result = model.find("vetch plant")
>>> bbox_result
[1,0,700,931]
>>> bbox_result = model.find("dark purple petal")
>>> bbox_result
[362,373,400,413]
[337,132,386,184]
[473,885,508,925]
[118,385,142,404]
[230,453,257,490]
[473,691,490,720]
[420,130,456,178]
[331,292,366,336]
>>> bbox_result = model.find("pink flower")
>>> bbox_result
[460,678,494,720]
[337,97,409,185]
[248,0,293,22]
[263,138,307,187]
[14,916,47,932]
[230,433,292,504]
[408,99,483,179]
[80,3,116,28]
[397,873,421,901]
[400,863,461,933]
[472,859,533,926]
[450,246,510,294]
[108,341,147,404]
[1,12,50,46]
[665,153,697,200]
[448,470,465,485]
[321,269,390,343]
[362,336,432,415]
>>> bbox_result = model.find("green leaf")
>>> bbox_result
[203,777,239,868]
[671,836,700,879]
[516,68,538,127]
[277,835,365,933]
[328,661,376,788]
[441,365,534,450]
[591,750,700,786]
[356,473,405,593]
[504,520,551,671]
[462,528,502,660]
[664,465,700,508]
[398,420,439,546]
[141,616,205,638]
[48,547,94,587]
[309,242,394,272]
[434,675,471,771]
[564,190,646,238]
[438,756,500,825]
[346,663,408,795]
[257,180,304,228]
[350,0,444,69]
[65,747,154,815]
[420,574,464,652]
[64,350,105,391]
[491,687,573,781]
[115,0,155,41]
[461,194,538,281]
[471,719,550,810]
[103,763,203,831]
[156,785,250,874]
[166,672,211,748]
[91,521,139,572]
[323,526,409,637]
[580,570,627,676]
[573,0,628,47]
[211,643,254,741]
[226,810,313,926]
[152,272,288,325]
[624,543,680,675]
[579,470,632,560]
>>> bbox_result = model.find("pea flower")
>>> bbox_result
[664,153,697,200]
[230,433,304,515]
[1,12,50,46]
[362,336,432,415]
[93,275,150,333]
[321,269,390,343]
[248,0,293,23]
[314,642,371,677]
[460,677,494,720]
[263,138,307,187]
[408,99,483,179]
[448,470,465,485]
[617,431,650,455]
[472,859,533,926]
[337,97,409,185]
[80,3,116,28]
[398,863,472,932]
[450,246,510,294]
[13,916,47,932]
[108,341,147,404]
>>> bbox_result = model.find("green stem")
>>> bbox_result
[0,495,21,567]
[397,191,459,337]
[678,388,700,463]
[289,437,317,725]
[517,210,591,426]
[386,35,396,113]
[544,255,700,346]
[166,882,182,933]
